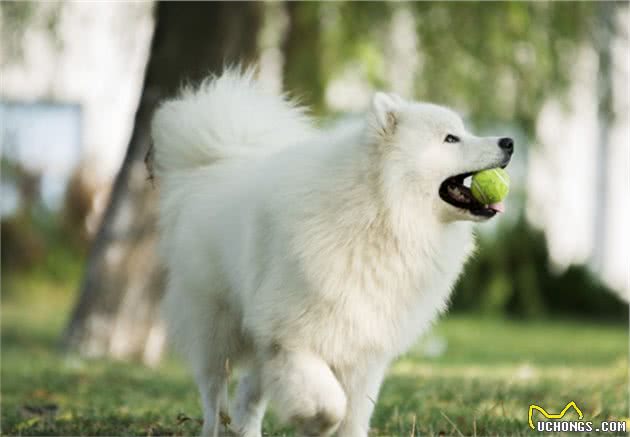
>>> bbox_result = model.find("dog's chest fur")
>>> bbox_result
[285,207,475,366]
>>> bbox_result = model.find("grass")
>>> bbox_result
[2,271,628,436]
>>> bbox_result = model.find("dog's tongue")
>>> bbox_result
[488,201,505,213]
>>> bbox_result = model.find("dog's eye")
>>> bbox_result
[444,134,460,143]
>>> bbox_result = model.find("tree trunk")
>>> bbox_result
[62,2,262,364]
[282,2,324,112]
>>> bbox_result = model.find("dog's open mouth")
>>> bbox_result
[439,172,504,218]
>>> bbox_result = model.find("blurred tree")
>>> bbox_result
[283,2,325,112]
[293,2,596,130]
[409,2,596,129]
[62,1,262,363]
[282,2,392,113]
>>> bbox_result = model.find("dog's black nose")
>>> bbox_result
[498,137,514,154]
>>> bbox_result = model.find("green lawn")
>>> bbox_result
[2,273,628,436]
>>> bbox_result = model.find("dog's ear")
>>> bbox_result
[371,92,404,134]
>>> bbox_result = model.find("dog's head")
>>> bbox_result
[369,92,513,223]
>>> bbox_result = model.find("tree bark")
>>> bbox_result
[62,2,262,364]
[282,2,324,112]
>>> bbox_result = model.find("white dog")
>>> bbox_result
[151,69,513,437]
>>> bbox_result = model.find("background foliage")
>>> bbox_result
[4,1,624,319]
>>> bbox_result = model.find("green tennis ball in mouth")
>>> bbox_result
[470,168,510,205]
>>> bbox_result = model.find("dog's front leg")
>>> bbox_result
[335,359,389,437]
[261,348,347,436]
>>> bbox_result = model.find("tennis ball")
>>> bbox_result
[471,168,510,204]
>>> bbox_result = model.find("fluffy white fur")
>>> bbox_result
[151,69,511,437]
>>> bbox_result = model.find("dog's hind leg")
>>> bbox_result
[197,368,229,437]
[180,294,243,437]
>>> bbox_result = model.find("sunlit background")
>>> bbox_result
[1,2,628,436]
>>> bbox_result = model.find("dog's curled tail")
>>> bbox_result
[151,67,315,176]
